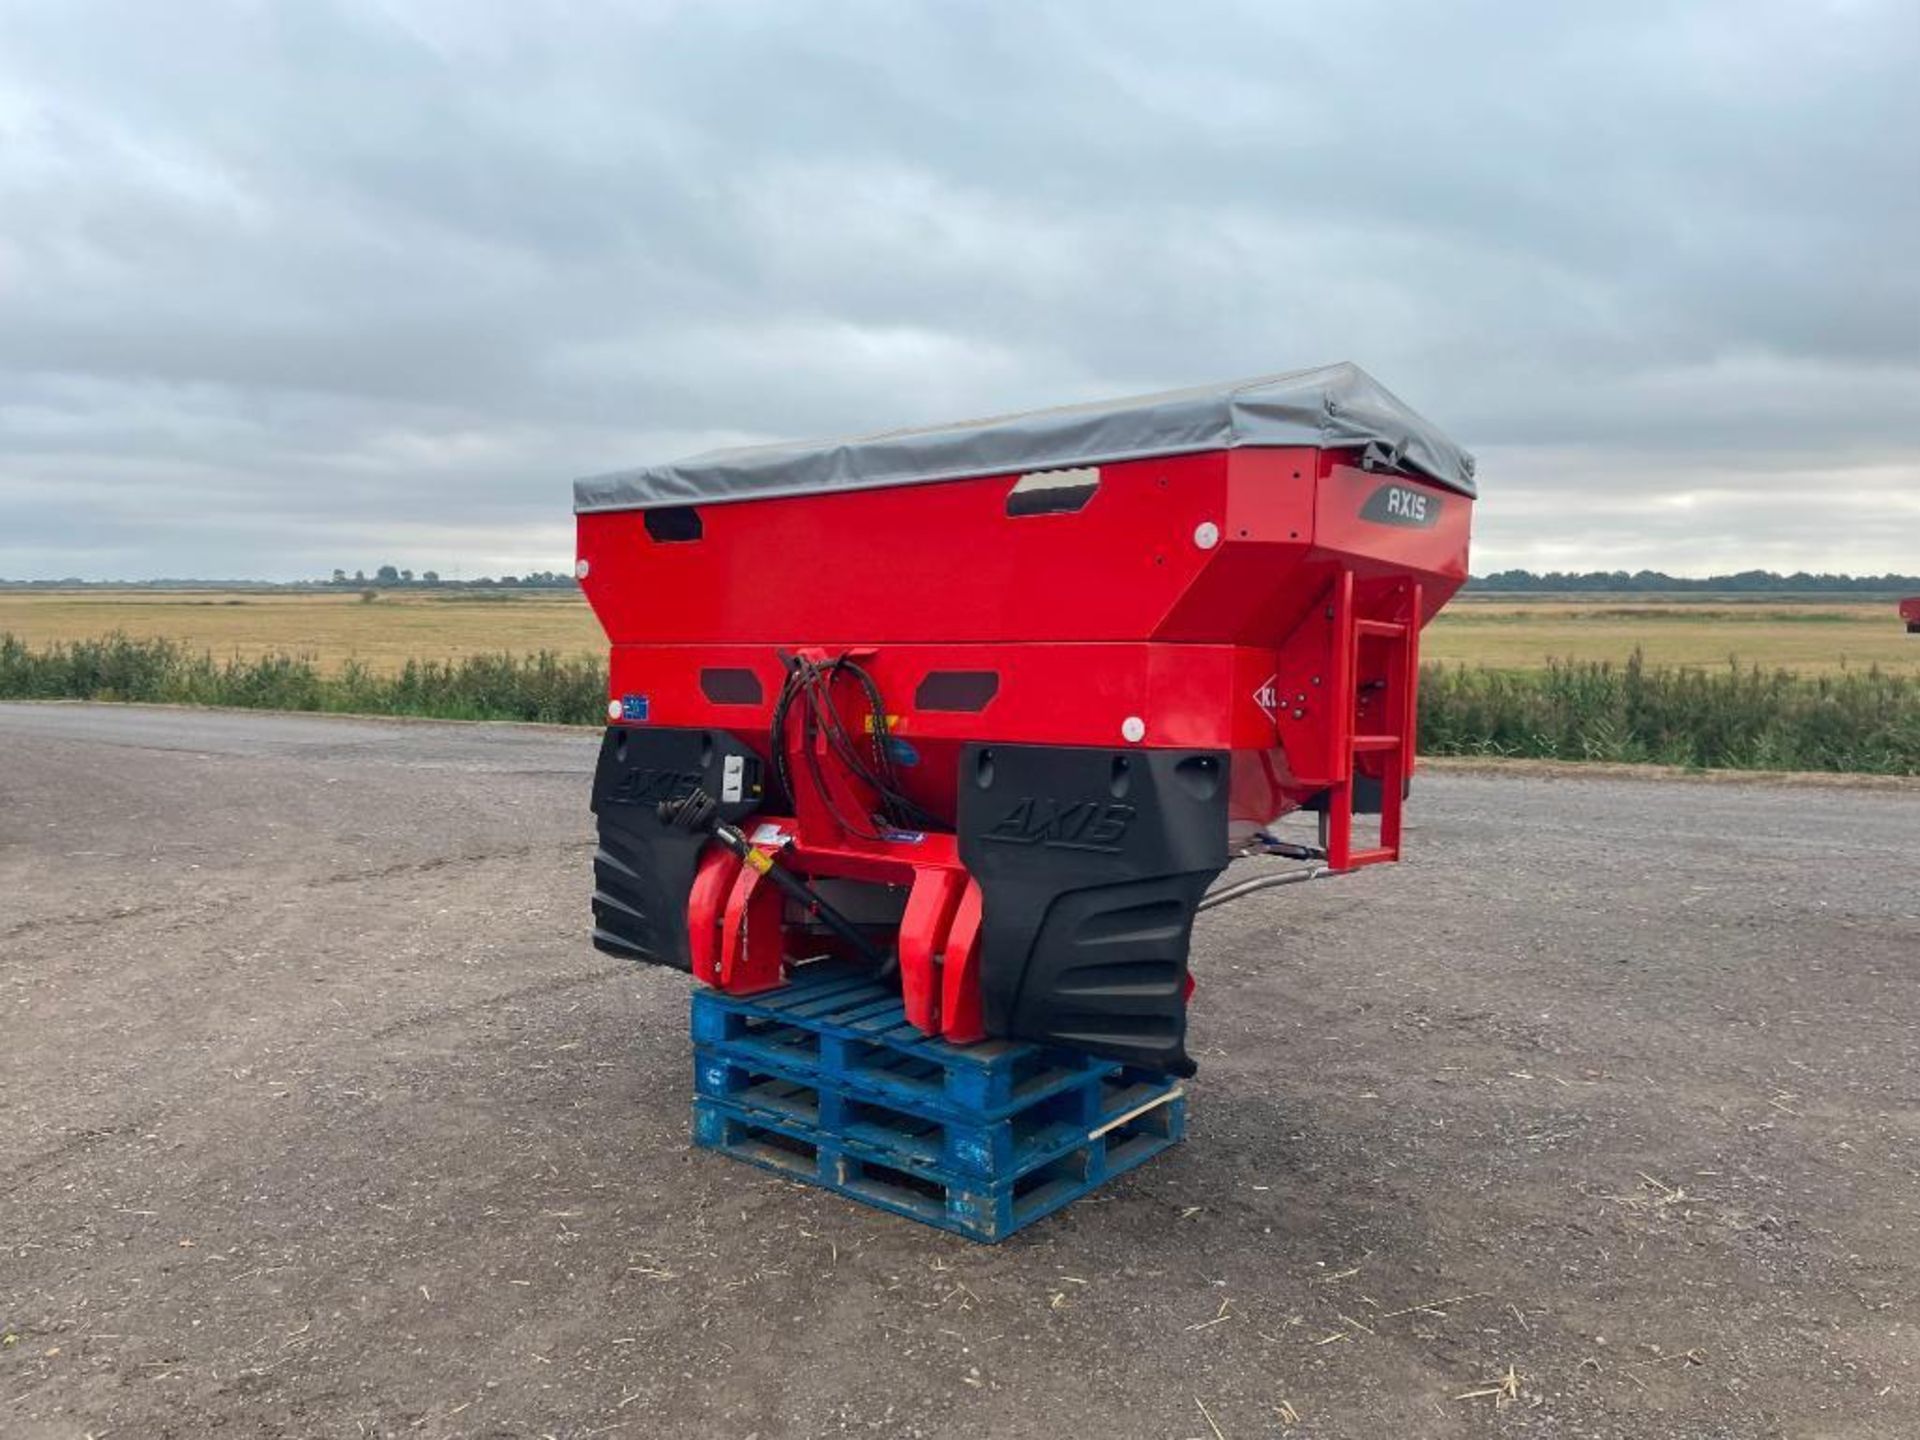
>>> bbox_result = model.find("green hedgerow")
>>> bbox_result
[2,634,1915,776]
[1418,651,1918,774]
[0,632,607,726]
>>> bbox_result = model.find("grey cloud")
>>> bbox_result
[1,0,1917,578]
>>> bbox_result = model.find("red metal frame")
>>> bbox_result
[579,444,1473,1039]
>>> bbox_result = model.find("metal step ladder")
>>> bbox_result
[1324,572,1424,872]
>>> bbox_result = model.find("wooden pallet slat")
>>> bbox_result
[692,965,1116,1122]
[692,1090,1185,1243]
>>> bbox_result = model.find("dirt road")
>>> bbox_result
[3,704,1916,1439]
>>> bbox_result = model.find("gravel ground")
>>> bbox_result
[2,703,1917,1440]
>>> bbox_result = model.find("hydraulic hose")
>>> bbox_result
[1196,865,1330,913]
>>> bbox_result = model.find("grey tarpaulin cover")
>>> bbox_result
[572,362,1475,514]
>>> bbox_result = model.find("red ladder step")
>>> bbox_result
[1323,574,1423,873]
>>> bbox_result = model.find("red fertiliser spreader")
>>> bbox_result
[575,364,1475,1076]
[1901,597,1920,633]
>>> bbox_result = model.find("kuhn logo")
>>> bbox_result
[985,797,1136,853]
[606,767,701,807]
[1360,483,1441,529]
[1253,674,1279,722]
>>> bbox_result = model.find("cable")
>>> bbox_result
[768,654,945,838]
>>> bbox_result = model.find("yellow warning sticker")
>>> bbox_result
[861,715,906,734]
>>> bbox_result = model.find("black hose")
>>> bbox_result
[769,654,944,837]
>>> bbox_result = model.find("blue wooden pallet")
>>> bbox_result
[690,964,1114,1120]
[688,964,1186,1241]
[692,1087,1184,1242]
[695,1045,1176,1181]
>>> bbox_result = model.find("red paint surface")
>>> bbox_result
[579,444,1474,1037]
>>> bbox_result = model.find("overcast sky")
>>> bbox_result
[3,0,1917,580]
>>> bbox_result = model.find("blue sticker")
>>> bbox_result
[879,827,926,845]
[887,737,920,766]
[621,694,650,722]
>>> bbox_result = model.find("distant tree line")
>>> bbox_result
[0,570,579,589]
[1468,569,1920,594]
[321,567,575,589]
[5,567,1914,594]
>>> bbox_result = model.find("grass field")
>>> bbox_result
[1,589,1915,675]
[0,589,602,674]
[1424,596,1918,674]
